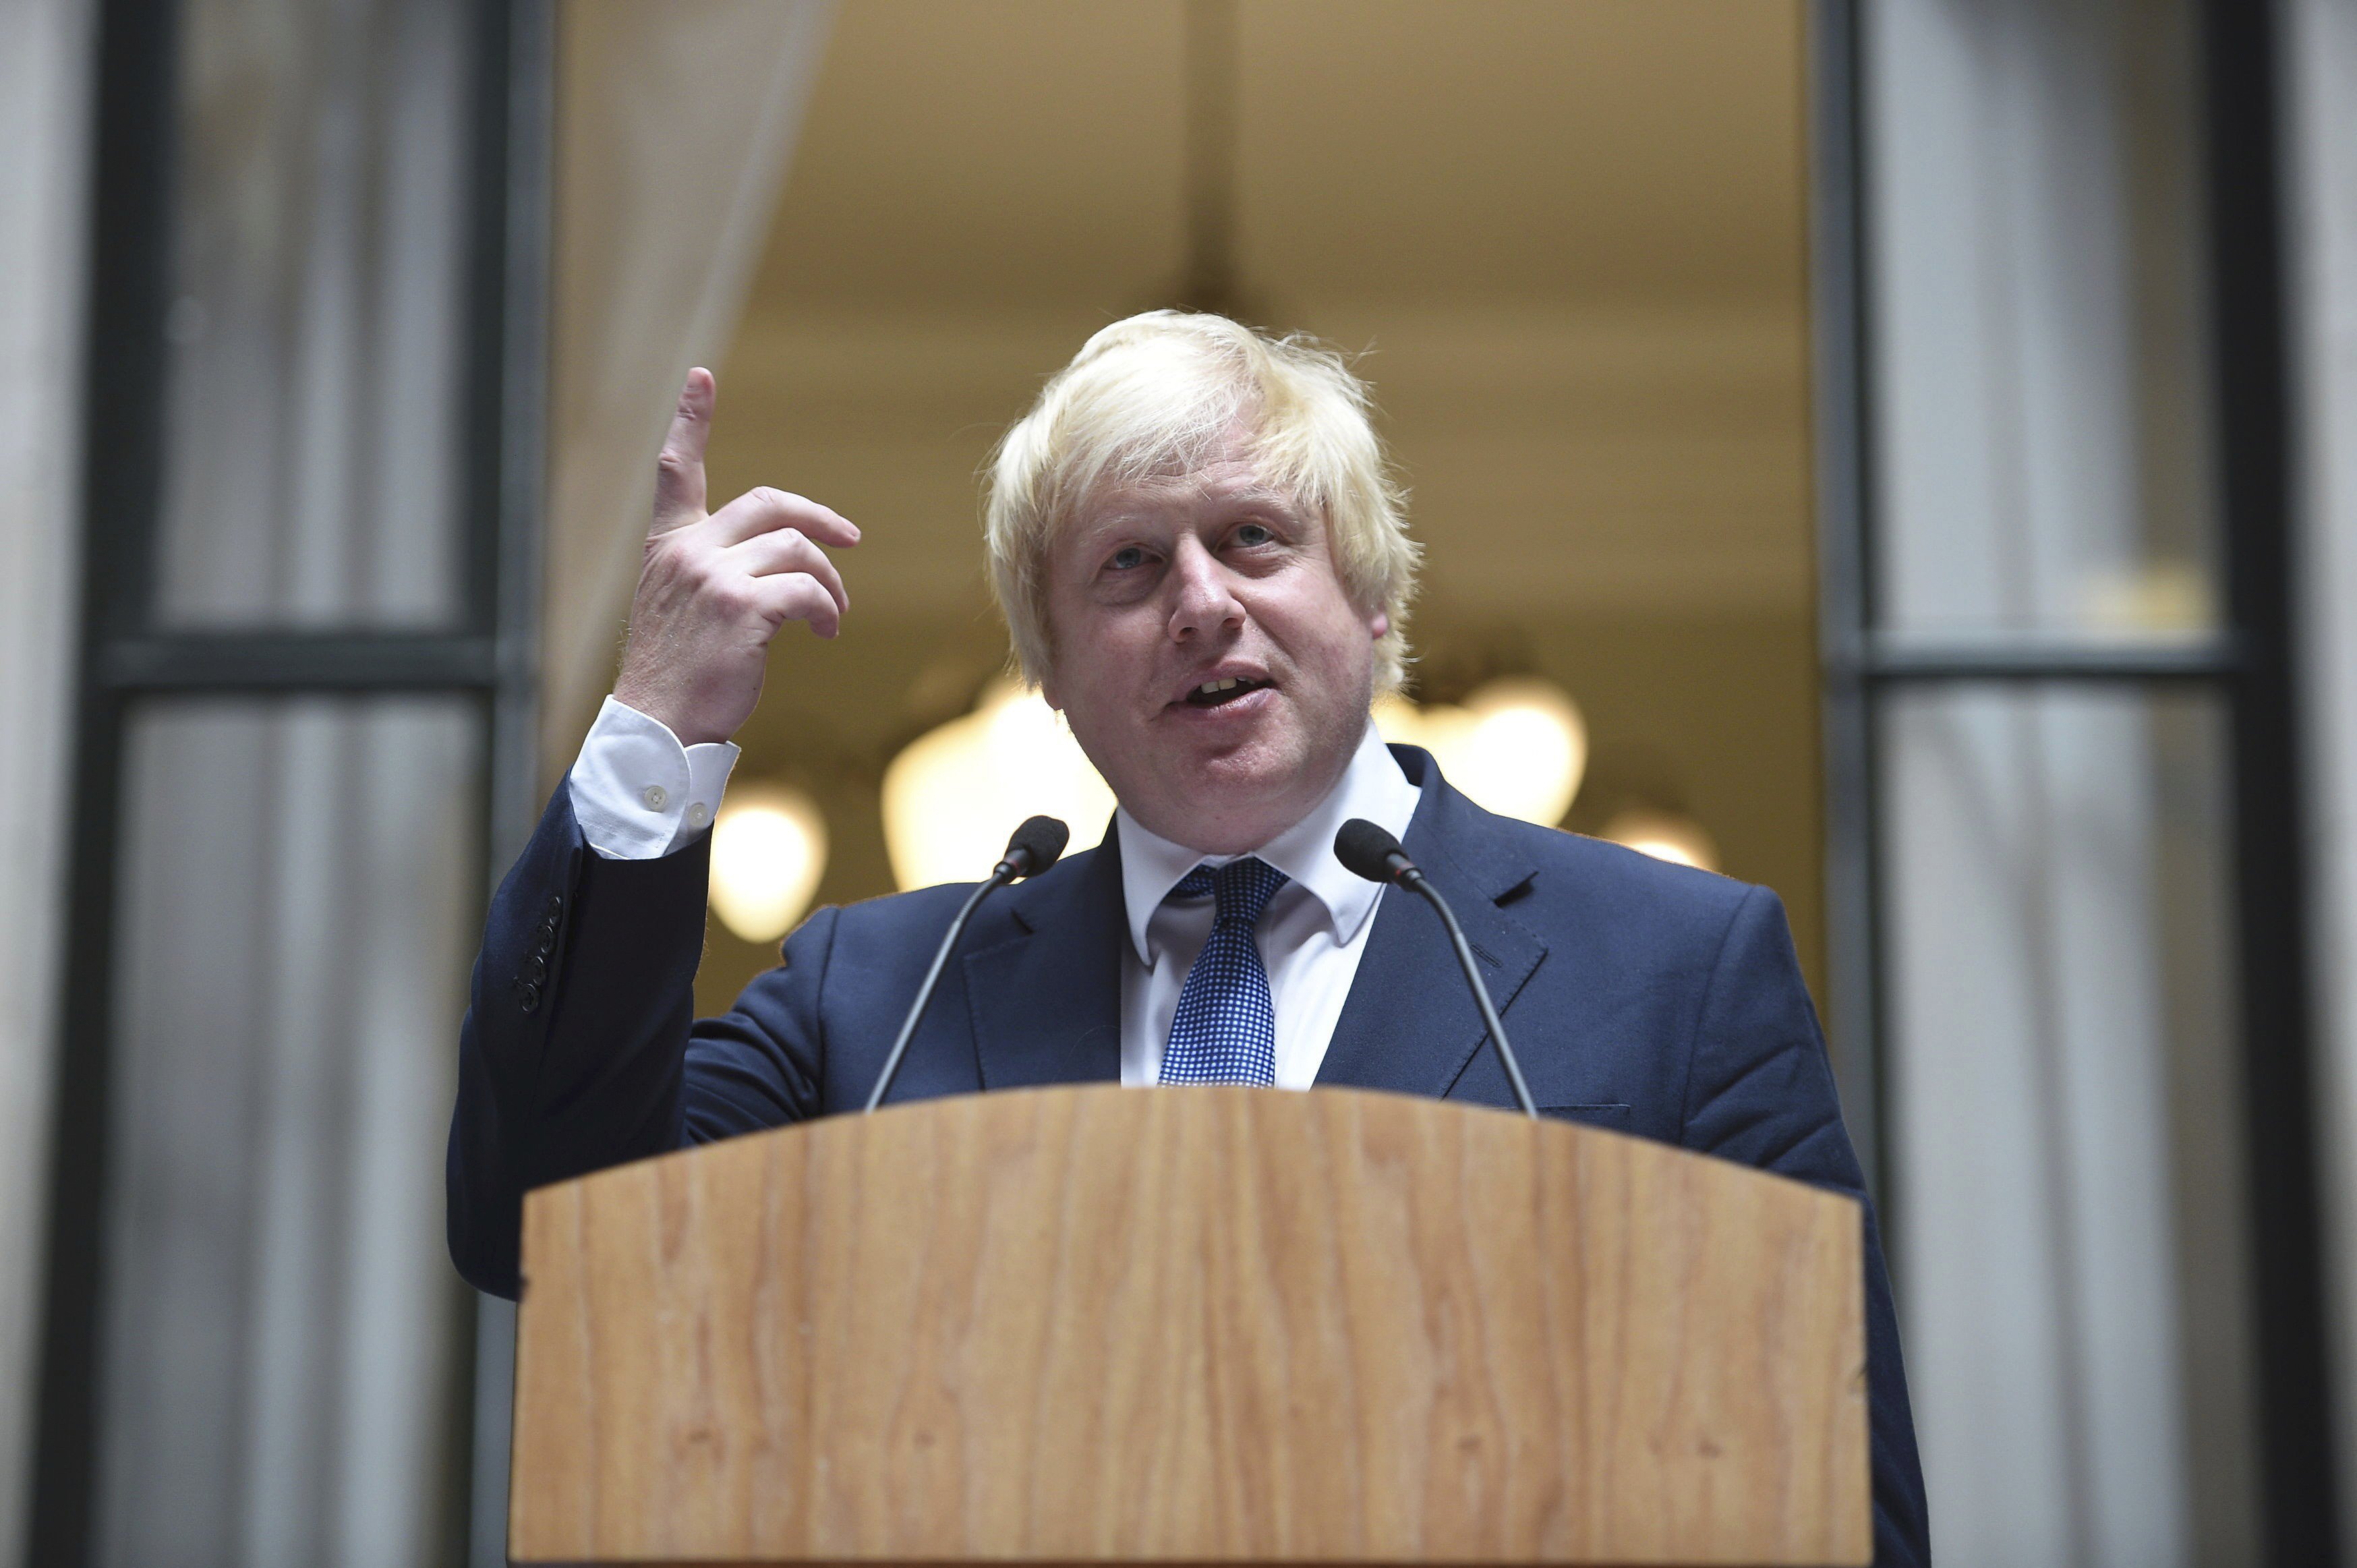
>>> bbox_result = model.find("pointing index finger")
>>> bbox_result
[650,368,715,535]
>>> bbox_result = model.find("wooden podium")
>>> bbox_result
[510,1085,1869,1565]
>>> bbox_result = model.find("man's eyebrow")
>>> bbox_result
[1070,509,1154,538]
[1075,479,1302,531]
[1217,484,1304,514]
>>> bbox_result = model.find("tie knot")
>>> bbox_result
[1173,856,1288,928]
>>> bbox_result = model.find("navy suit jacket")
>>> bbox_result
[449,745,1929,1565]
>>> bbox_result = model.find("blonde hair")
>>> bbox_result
[984,310,1420,690]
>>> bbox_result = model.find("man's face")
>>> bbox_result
[1039,434,1389,854]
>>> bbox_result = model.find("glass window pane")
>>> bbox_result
[1865,0,2218,640]
[1880,685,2256,1567]
[94,697,477,1567]
[153,0,471,630]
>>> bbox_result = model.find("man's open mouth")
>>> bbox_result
[1182,676,1271,708]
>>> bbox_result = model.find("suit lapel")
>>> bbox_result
[963,825,1126,1089]
[1316,748,1546,1098]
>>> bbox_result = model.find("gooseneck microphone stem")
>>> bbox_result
[1333,817,1538,1120]
[1399,868,1540,1120]
[864,871,1007,1113]
[865,815,1069,1113]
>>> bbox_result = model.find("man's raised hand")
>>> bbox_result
[612,368,859,746]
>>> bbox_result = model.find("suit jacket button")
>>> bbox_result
[544,894,564,919]
[519,981,542,1015]
[521,954,548,985]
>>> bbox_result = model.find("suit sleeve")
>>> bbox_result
[1680,885,1932,1568]
[444,782,830,1298]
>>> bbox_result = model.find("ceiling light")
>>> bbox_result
[1374,676,1588,826]
[881,676,1115,890]
[1600,807,1718,873]
[709,784,829,944]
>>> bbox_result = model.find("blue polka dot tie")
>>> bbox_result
[1159,857,1289,1086]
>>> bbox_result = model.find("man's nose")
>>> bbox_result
[1165,536,1243,642]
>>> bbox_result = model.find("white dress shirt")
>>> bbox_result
[568,699,1422,1088]
[1114,722,1421,1088]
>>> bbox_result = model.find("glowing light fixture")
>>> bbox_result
[881,676,1115,890]
[709,784,830,943]
[2085,558,2213,631]
[1373,675,1588,827]
[1600,807,1719,873]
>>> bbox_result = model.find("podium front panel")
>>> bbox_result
[512,1084,1868,1565]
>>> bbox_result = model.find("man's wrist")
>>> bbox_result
[610,674,730,747]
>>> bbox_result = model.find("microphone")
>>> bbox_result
[863,815,1070,1112]
[1334,818,1539,1118]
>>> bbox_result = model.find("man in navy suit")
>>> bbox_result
[449,312,1929,1564]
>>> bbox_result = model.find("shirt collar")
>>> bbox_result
[1115,721,1423,964]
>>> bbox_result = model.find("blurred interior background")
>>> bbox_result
[6,1,2357,1565]
[664,1,1824,1014]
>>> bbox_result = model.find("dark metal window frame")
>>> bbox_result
[1811,2,2340,1561]
[24,1,550,1563]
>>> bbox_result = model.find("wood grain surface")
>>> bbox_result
[511,1085,1867,1565]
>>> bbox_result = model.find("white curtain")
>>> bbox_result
[2286,0,2357,1527]
[1866,1,2255,1563]
[0,0,96,1563]
[540,0,836,784]
[98,701,478,1568]
[86,1,479,1562]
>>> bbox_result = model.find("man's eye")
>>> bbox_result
[1108,546,1147,571]
[1233,523,1275,547]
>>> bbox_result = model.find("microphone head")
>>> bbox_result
[1001,815,1070,878]
[1335,817,1411,884]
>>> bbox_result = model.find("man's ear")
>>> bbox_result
[1366,607,1391,641]
[1039,670,1063,712]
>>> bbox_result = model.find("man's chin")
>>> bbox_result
[1121,741,1320,850]
[1162,716,1298,781]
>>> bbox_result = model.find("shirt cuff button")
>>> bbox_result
[641,784,668,811]
[686,801,711,829]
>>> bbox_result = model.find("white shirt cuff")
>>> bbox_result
[567,695,740,860]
